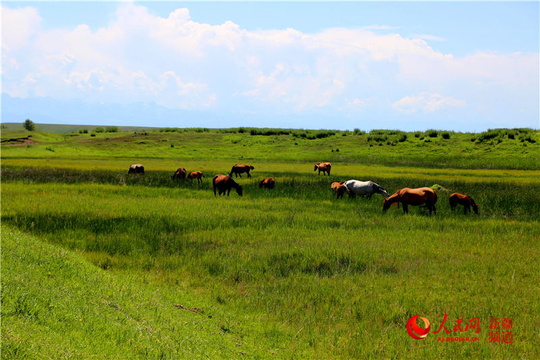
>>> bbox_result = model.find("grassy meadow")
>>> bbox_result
[2,126,540,359]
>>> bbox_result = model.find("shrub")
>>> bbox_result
[23,119,36,131]
[93,127,105,133]
[426,129,438,138]
[519,135,536,143]
[441,132,451,139]
[398,134,407,142]
[105,126,118,133]
[367,135,387,142]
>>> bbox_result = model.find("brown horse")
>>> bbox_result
[331,181,346,199]
[314,162,331,176]
[259,178,275,189]
[213,174,243,196]
[383,187,438,215]
[230,164,254,178]
[187,171,205,183]
[128,164,144,174]
[449,193,479,214]
[171,167,186,180]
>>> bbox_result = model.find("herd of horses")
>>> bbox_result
[128,162,479,215]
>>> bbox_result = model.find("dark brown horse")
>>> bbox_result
[331,181,346,199]
[171,167,186,180]
[213,174,243,196]
[314,162,331,176]
[187,171,205,183]
[383,187,438,215]
[128,164,144,174]
[230,164,254,178]
[449,193,479,214]
[259,178,275,189]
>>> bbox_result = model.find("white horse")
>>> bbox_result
[343,180,390,199]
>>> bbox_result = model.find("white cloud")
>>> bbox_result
[393,93,466,114]
[2,6,41,52]
[1,3,537,122]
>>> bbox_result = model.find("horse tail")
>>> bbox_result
[212,175,218,196]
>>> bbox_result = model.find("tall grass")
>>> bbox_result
[2,129,539,358]
[2,165,539,358]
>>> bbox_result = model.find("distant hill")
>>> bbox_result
[1,122,161,134]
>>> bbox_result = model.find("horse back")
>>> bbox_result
[399,187,437,205]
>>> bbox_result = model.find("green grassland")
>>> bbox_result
[2,126,539,359]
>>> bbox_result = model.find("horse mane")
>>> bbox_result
[386,193,400,203]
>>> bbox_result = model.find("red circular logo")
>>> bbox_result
[407,315,431,340]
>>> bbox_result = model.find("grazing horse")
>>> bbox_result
[128,164,144,174]
[331,181,347,199]
[213,174,243,196]
[171,167,186,180]
[187,171,205,184]
[314,162,331,176]
[259,178,275,189]
[230,164,254,178]
[383,187,438,215]
[449,193,479,214]
[343,180,389,199]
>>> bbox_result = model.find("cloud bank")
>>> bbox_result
[2,4,538,130]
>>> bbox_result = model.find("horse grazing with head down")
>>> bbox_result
[383,187,438,215]
[187,171,205,183]
[230,164,254,178]
[331,181,346,199]
[343,180,389,199]
[171,167,186,180]
[259,178,275,189]
[314,162,331,176]
[213,174,243,196]
[449,193,479,214]
[128,164,144,175]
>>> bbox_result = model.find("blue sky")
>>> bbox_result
[2,1,539,131]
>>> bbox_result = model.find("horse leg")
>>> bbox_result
[402,203,408,213]
[247,172,251,178]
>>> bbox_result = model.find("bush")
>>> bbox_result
[398,134,407,142]
[426,130,438,138]
[23,119,36,131]
[367,135,388,143]
[441,132,451,139]
[93,127,105,133]
[105,127,118,133]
